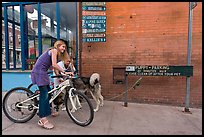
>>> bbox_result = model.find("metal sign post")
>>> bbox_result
[124,73,128,107]
[184,2,197,113]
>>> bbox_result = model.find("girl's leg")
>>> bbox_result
[37,85,54,129]
[47,85,59,117]
[47,85,52,108]
[38,85,51,118]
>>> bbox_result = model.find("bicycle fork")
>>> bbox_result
[69,88,82,112]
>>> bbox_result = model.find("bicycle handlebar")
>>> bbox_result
[51,73,78,79]
[51,75,64,78]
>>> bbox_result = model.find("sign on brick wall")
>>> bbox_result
[82,2,106,42]
[126,65,193,76]
[82,2,106,6]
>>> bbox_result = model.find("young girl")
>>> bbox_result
[53,56,76,88]
[53,57,76,111]
[31,40,73,129]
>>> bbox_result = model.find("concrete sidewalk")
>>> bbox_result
[2,98,202,135]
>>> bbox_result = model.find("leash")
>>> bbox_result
[106,77,143,101]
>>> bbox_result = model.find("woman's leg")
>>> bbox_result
[37,85,54,129]
[46,85,59,116]
[47,85,52,108]
[38,85,51,118]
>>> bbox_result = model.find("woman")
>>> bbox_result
[31,40,73,129]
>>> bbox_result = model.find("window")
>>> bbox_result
[113,67,126,84]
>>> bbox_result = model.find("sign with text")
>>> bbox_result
[83,19,106,24]
[82,28,106,33]
[82,11,106,16]
[82,23,106,29]
[82,16,106,20]
[82,2,106,6]
[82,37,106,42]
[82,2,106,42]
[82,6,106,11]
[83,33,106,38]
[125,65,193,76]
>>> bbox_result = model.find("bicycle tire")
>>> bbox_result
[64,89,94,127]
[27,83,34,90]
[27,83,40,93]
[3,87,38,123]
[27,83,40,102]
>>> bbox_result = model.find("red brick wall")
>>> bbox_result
[81,2,202,108]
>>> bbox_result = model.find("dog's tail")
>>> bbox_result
[89,73,100,87]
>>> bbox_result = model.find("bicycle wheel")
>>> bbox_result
[3,87,38,123]
[27,83,40,104]
[64,89,94,127]
[28,83,40,93]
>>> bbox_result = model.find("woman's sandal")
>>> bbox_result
[38,119,54,129]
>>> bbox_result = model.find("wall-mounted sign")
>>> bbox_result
[83,33,106,38]
[82,23,106,29]
[82,2,106,43]
[83,19,106,24]
[82,2,106,6]
[82,28,106,33]
[82,6,106,11]
[82,37,106,42]
[125,65,193,76]
[82,16,106,20]
[82,11,106,16]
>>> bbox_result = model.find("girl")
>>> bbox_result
[31,40,73,129]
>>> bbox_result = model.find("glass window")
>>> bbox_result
[26,4,38,59]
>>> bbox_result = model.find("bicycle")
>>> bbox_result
[2,74,94,127]
[27,70,76,112]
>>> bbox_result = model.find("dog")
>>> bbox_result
[72,73,104,112]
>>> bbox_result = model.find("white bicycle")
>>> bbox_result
[3,74,94,127]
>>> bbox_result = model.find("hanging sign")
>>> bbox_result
[82,28,106,33]
[82,16,106,20]
[82,37,106,42]
[82,2,106,6]
[83,33,106,38]
[82,2,106,42]
[82,6,106,11]
[82,11,106,16]
[83,19,106,24]
[82,23,106,29]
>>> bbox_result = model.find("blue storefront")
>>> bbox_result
[2,2,80,91]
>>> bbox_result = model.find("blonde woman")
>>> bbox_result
[31,40,73,129]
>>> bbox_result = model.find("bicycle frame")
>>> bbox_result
[16,78,80,112]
